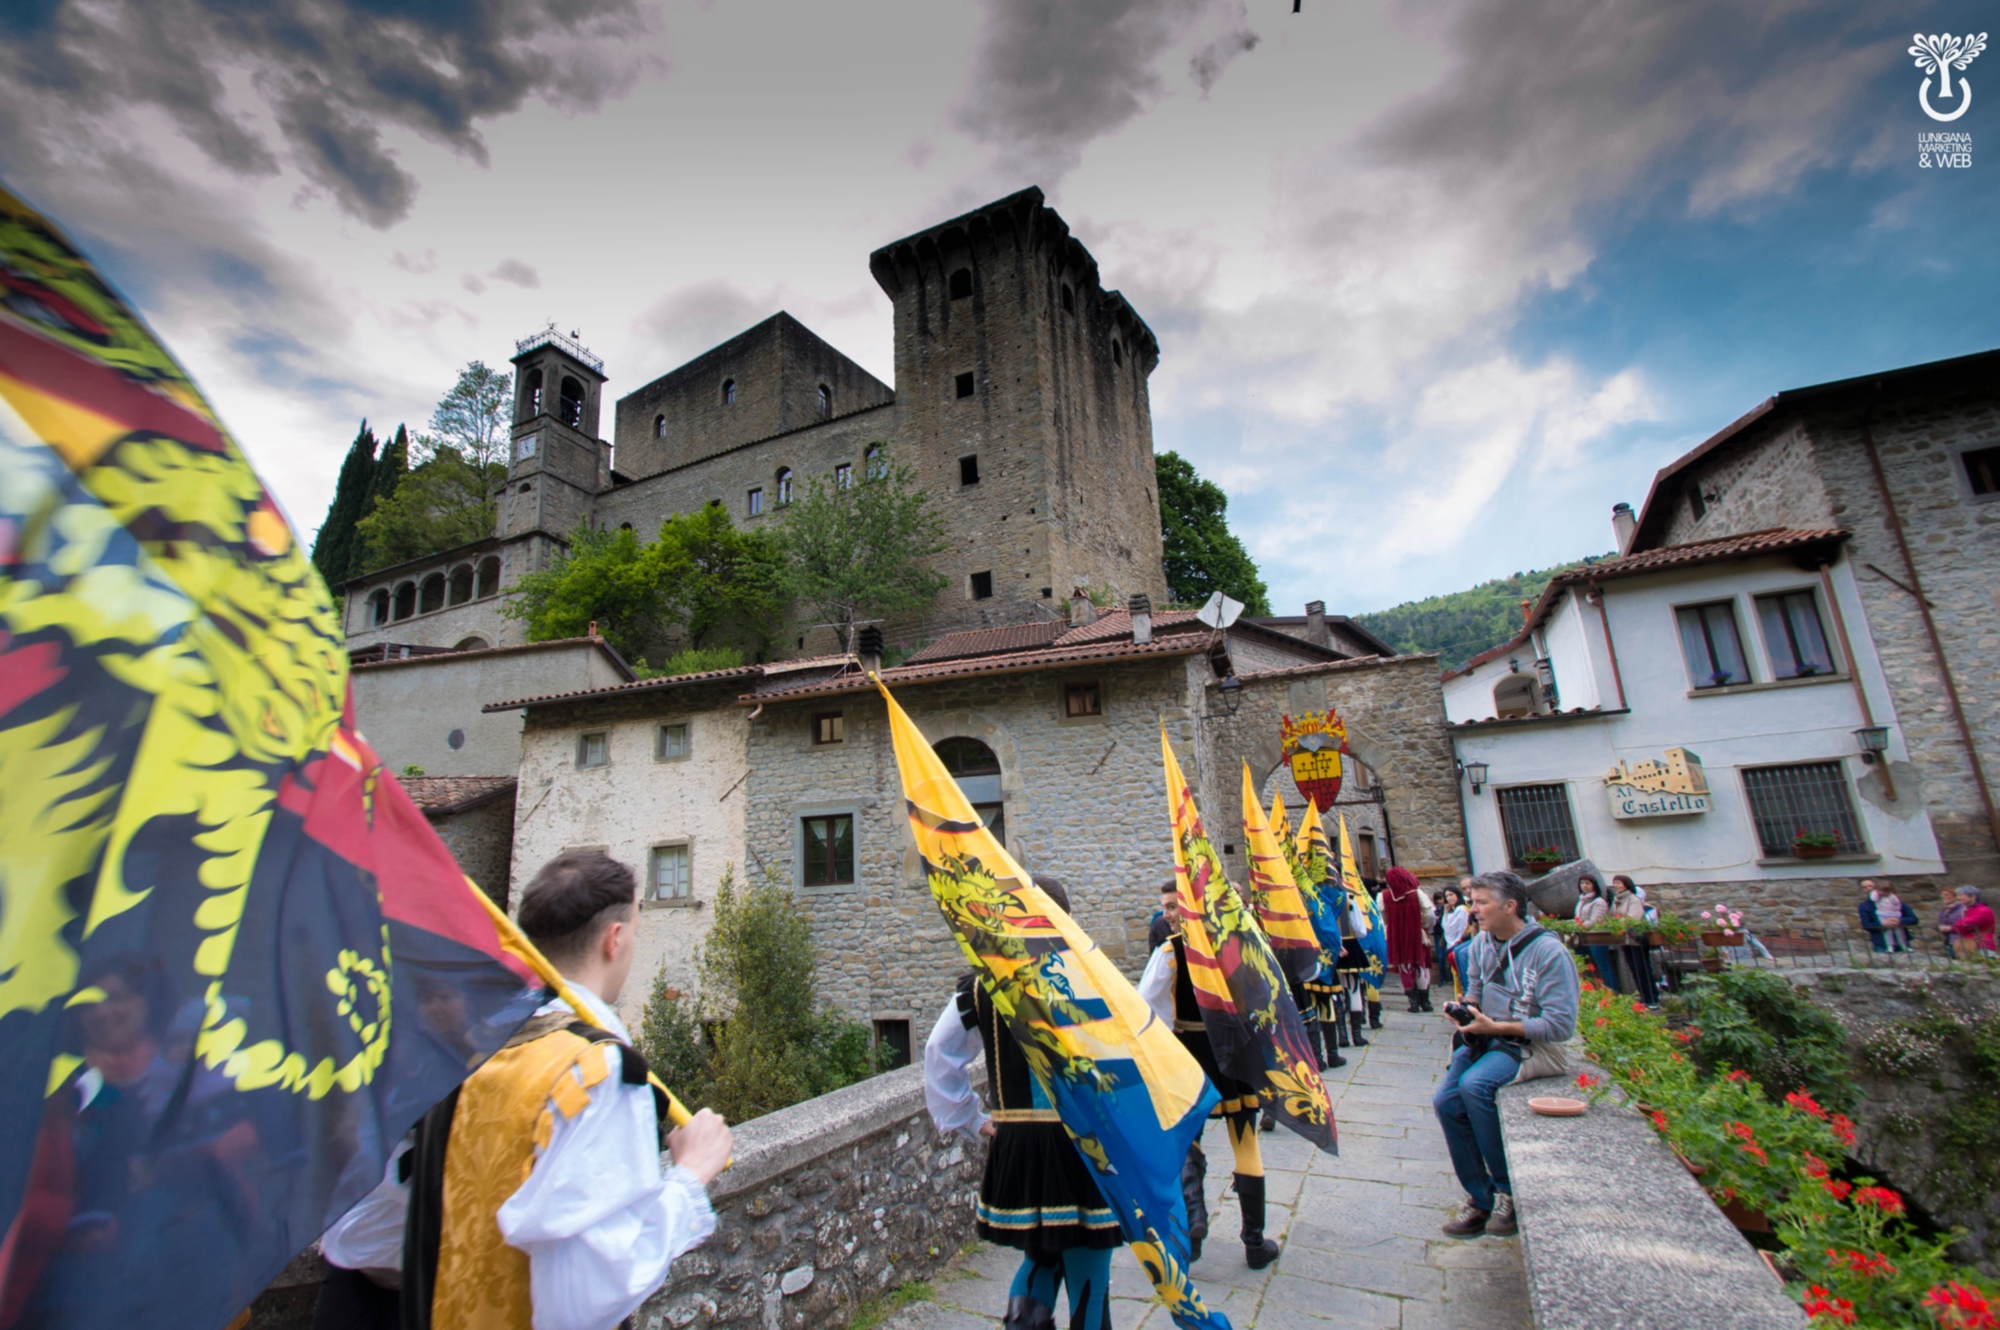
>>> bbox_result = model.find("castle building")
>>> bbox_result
[338,188,1169,657]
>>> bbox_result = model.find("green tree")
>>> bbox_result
[422,360,512,467]
[357,423,408,558]
[311,420,377,589]
[354,444,503,571]
[1155,450,1272,617]
[635,866,884,1122]
[502,502,784,667]
[775,448,949,647]
[1353,555,1611,669]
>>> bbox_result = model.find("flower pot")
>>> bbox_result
[1700,955,1724,973]
[1675,1152,1704,1178]
[1699,931,1744,947]
[1645,932,1668,946]
[1792,844,1838,860]
[1579,931,1618,945]
[1717,1198,1772,1233]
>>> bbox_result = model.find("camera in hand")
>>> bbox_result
[1444,1001,1477,1027]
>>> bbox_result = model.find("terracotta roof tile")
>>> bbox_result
[352,635,635,681]
[1052,608,1204,647]
[481,655,856,712]
[401,775,516,814]
[904,620,1068,664]
[739,635,1207,704]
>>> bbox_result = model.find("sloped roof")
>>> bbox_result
[1442,528,1847,681]
[904,620,1069,664]
[352,635,636,681]
[1051,608,1205,647]
[482,655,852,712]
[402,775,516,815]
[741,636,1208,704]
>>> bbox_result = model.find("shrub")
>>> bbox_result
[1674,968,1857,1112]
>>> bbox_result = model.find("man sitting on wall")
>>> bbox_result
[1433,871,1579,1240]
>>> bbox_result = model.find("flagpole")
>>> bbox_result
[467,884,695,1129]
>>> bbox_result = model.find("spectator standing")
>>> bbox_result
[1574,876,1617,991]
[1938,887,1968,956]
[1877,886,1909,953]
[1609,875,1658,1006]
[1383,867,1435,1012]
[1947,886,1996,958]
[1858,884,1886,953]
[1434,872,1580,1239]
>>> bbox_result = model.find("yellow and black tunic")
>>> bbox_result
[957,974,1122,1253]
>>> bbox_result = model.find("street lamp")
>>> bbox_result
[1460,760,1489,795]
[1854,725,1890,764]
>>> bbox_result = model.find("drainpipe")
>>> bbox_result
[1859,390,1999,853]
[1817,558,1894,802]
[1587,582,1627,712]
[1451,740,1475,877]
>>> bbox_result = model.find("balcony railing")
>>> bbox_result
[514,324,603,373]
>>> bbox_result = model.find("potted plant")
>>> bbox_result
[1519,845,1565,872]
[1698,904,1744,948]
[1652,914,1699,948]
[1792,829,1840,860]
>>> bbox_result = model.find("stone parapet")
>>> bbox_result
[1497,1072,1804,1330]
[641,1063,985,1329]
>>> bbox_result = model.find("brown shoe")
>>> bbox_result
[1485,1193,1517,1237]
[1441,1202,1489,1238]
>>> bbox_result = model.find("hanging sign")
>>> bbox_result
[1605,747,1711,819]
[1280,709,1348,809]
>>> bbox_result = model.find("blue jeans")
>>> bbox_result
[1433,1045,1521,1211]
[1865,928,1887,952]
[1584,945,1620,990]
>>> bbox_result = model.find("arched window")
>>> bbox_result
[368,588,390,626]
[948,268,972,300]
[865,443,887,480]
[558,376,584,428]
[817,384,832,418]
[653,414,666,439]
[722,378,736,406]
[935,737,1003,839]
[1061,284,1074,314]
[776,467,793,506]
[1493,674,1538,720]
[419,572,446,615]
[454,636,490,652]
[1111,340,1123,367]
[520,368,543,420]
[448,564,474,606]
[393,581,417,621]
[475,556,501,598]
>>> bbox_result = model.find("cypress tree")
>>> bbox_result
[311,421,377,590]
[356,424,409,573]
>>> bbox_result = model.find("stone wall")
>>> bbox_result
[1198,655,1469,887]
[1640,873,1947,934]
[745,654,1199,1028]
[639,1063,985,1329]
[431,793,517,910]
[1660,415,1834,548]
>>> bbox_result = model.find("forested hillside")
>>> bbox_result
[1355,555,1612,670]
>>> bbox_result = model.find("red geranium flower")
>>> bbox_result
[1822,1179,1852,1201]
[1632,1001,1648,1014]
[1925,1282,1999,1330]
[1726,1069,1752,1083]
[1830,1114,1857,1147]
[1675,1030,1693,1043]
[1594,1017,1609,1027]
[1649,1110,1668,1131]
[1802,1285,1855,1325]
[1740,1143,1768,1166]
[1803,1153,1830,1179]
[1575,1073,1601,1091]
[1833,1249,1895,1279]
[1727,1122,1756,1142]
[1854,1186,1904,1216]
[1786,1089,1830,1120]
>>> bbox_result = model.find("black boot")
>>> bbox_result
[1312,1016,1345,1069]
[1003,1295,1057,1330]
[1368,1000,1384,1030]
[1406,989,1422,1013]
[1236,1173,1282,1269]
[1181,1142,1209,1263]
[1332,1005,1351,1047]
[1418,988,1435,1012]
[1348,1012,1369,1047]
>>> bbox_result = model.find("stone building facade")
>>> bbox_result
[402,776,519,909]
[338,188,1170,657]
[1629,349,2000,893]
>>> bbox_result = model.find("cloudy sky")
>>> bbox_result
[5,0,1996,614]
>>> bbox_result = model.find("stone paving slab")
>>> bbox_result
[880,1001,1530,1329]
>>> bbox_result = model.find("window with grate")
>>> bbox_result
[1962,444,2000,496]
[1742,762,1865,856]
[1494,784,1581,867]
[802,814,855,886]
[656,723,690,760]
[650,844,691,900]
[1677,600,1750,688]
[1755,590,1836,679]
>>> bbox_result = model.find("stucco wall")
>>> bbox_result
[511,683,750,1028]
[350,641,627,778]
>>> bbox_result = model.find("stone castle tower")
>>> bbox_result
[340,188,1169,655]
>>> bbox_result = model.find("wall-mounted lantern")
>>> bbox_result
[1458,759,1489,795]
[1854,725,1895,800]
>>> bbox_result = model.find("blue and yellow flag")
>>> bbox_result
[1163,731,1336,1153]
[1238,764,1320,987]
[0,185,563,1328]
[1339,815,1390,982]
[879,681,1229,1330]
[1288,798,1346,974]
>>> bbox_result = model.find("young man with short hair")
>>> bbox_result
[403,850,732,1330]
[1432,871,1578,1240]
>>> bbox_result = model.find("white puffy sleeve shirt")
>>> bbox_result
[922,994,990,1143]
[495,990,717,1330]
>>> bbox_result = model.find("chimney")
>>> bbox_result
[1070,582,1098,626]
[1611,502,1637,555]
[1129,593,1153,644]
[1520,599,1533,627]
[1304,600,1331,648]
[857,625,884,675]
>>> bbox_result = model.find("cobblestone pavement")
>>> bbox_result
[880,997,1531,1330]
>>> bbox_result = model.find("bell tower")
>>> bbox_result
[500,326,610,552]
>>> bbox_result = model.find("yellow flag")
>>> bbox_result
[1240,762,1322,985]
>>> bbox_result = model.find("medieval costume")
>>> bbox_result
[401,987,714,1330]
[316,1138,411,1330]
[1381,868,1435,1012]
[1138,937,1282,1270]
[925,974,1119,1330]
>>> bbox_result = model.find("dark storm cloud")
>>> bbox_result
[958,0,1259,181]
[0,0,644,228]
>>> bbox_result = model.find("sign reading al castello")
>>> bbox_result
[1605,748,1711,820]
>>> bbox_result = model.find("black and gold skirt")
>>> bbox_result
[975,1117,1123,1252]
[1176,1026,1261,1120]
